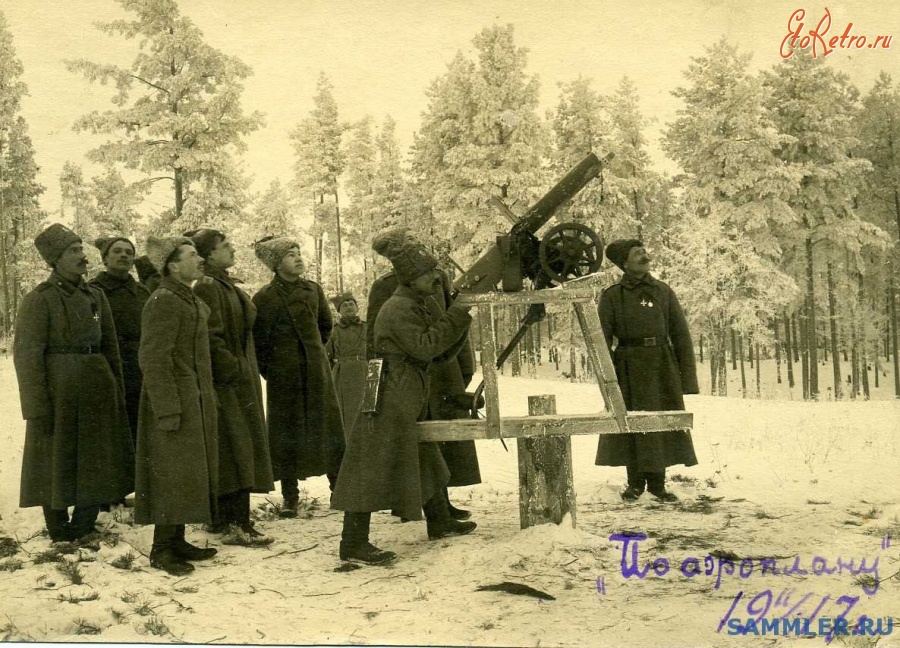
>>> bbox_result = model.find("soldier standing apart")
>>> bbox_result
[14,224,134,543]
[252,237,345,518]
[596,239,699,502]
[188,229,274,540]
[367,228,481,520]
[332,231,477,565]
[89,236,150,449]
[325,293,367,435]
[135,237,218,576]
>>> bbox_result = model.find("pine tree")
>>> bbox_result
[662,39,800,393]
[764,50,876,399]
[66,0,262,229]
[291,72,346,292]
[412,25,548,265]
[0,12,45,336]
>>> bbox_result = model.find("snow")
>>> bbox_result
[0,354,898,647]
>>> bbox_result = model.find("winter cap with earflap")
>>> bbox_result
[331,293,357,310]
[184,228,225,259]
[93,236,135,259]
[254,236,300,273]
[145,236,194,274]
[371,228,438,285]
[604,238,644,272]
[35,223,82,266]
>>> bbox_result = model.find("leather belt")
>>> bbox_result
[616,337,665,348]
[378,352,430,372]
[46,345,101,355]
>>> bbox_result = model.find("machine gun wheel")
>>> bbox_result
[538,222,604,284]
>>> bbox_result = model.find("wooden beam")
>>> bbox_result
[477,304,501,438]
[457,289,596,306]
[573,302,630,434]
[417,411,692,442]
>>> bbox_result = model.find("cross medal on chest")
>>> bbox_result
[640,298,654,308]
[92,311,100,322]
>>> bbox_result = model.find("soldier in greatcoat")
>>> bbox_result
[14,224,134,543]
[332,231,477,565]
[251,237,345,518]
[366,229,481,520]
[596,239,699,502]
[325,293,367,435]
[188,228,274,539]
[135,236,219,576]
[89,236,151,447]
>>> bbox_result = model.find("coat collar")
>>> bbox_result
[49,271,90,295]
[272,272,312,295]
[619,272,657,290]
[203,262,242,286]
[394,283,425,304]
[92,270,140,294]
[337,316,363,328]
[159,276,197,304]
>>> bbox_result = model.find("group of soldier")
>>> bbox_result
[13,220,699,576]
[13,223,487,575]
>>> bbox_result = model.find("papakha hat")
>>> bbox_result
[146,236,194,274]
[254,236,300,272]
[35,223,81,266]
[605,238,644,271]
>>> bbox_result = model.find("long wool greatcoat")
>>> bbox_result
[325,317,367,435]
[595,273,699,471]
[366,271,481,487]
[14,272,134,509]
[193,265,274,496]
[252,275,345,481]
[332,285,472,520]
[134,277,219,525]
[88,271,151,440]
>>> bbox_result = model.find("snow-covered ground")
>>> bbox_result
[0,355,898,647]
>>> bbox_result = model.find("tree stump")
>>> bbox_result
[517,395,576,529]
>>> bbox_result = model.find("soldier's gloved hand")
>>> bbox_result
[29,416,53,435]
[157,414,181,432]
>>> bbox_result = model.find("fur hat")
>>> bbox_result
[372,228,438,284]
[605,238,644,271]
[254,236,300,272]
[184,228,225,259]
[35,223,81,266]
[146,235,194,274]
[94,236,135,259]
[331,292,357,310]
[134,255,160,283]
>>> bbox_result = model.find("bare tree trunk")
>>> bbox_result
[859,274,870,399]
[805,237,819,398]
[333,189,344,293]
[709,329,718,395]
[773,319,783,384]
[717,323,728,395]
[892,272,900,398]
[739,333,746,398]
[748,334,754,369]
[827,262,842,400]
[850,292,859,400]
[784,313,795,388]
[755,340,761,397]
[792,314,801,363]
[699,334,704,363]
[730,327,737,370]
[174,167,184,219]
[800,302,810,400]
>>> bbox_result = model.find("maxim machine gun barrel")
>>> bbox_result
[451,152,612,425]
[452,151,607,296]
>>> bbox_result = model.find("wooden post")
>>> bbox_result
[477,304,501,438]
[517,395,576,529]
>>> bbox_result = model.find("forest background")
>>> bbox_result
[1,0,899,402]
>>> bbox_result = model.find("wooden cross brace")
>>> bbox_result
[416,287,694,529]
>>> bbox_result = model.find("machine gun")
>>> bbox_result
[453,152,613,422]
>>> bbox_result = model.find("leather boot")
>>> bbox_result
[424,492,477,540]
[444,488,471,520]
[339,541,396,564]
[151,525,194,575]
[172,527,217,561]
